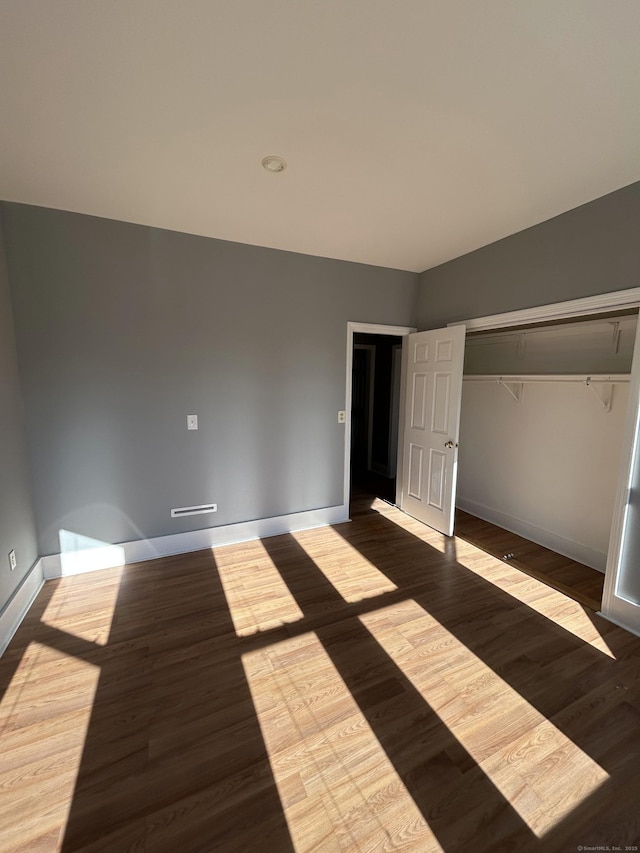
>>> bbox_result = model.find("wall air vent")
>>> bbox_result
[171,503,218,518]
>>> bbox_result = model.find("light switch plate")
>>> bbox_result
[187,414,198,430]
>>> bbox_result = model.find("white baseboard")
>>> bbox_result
[41,504,350,579]
[0,559,45,657]
[456,497,607,572]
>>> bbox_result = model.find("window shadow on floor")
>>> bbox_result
[6,502,640,851]
[260,533,536,851]
[55,551,296,852]
[325,503,640,848]
[0,580,61,709]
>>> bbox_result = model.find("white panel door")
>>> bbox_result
[400,325,466,536]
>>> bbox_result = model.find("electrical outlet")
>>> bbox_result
[337,410,346,423]
[8,549,16,571]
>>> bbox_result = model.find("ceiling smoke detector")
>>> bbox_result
[261,155,287,173]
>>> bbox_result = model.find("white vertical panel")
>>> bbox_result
[411,373,427,430]
[428,449,446,510]
[408,444,423,499]
[602,314,640,634]
[431,373,451,434]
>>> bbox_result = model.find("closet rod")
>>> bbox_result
[463,374,630,384]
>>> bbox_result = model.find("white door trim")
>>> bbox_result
[344,323,416,513]
[600,316,640,634]
[452,287,640,333]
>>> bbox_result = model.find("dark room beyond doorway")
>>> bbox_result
[351,333,402,507]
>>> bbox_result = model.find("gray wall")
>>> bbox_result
[0,213,38,610]
[417,181,640,329]
[2,203,417,556]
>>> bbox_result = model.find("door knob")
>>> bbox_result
[444,440,457,449]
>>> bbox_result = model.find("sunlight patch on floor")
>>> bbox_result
[359,599,609,838]
[0,641,100,850]
[215,539,303,636]
[243,632,442,852]
[365,501,613,657]
[41,570,122,646]
[366,497,452,554]
[452,543,616,658]
[291,526,397,602]
[0,639,100,729]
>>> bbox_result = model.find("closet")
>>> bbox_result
[456,312,638,575]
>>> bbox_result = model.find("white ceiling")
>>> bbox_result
[1,1,639,273]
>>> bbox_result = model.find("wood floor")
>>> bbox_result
[2,497,640,851]
[453,509,605,611]
[351,485,605,610]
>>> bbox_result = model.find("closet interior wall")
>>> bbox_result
[456,314,638,572]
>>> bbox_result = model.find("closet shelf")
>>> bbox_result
[462,374,631,412]
[463,374,630,383]
[465,318,627,353]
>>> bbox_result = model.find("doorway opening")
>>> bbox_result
[350,333,403,511]
[343,322,415,519]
